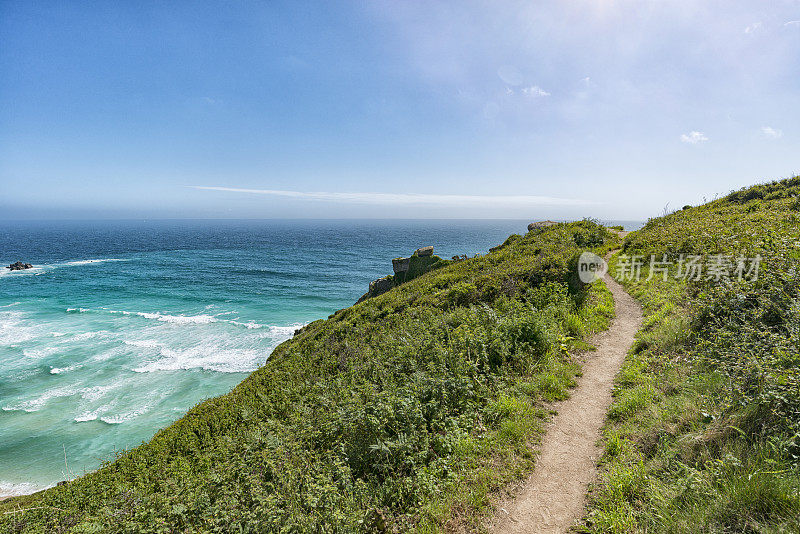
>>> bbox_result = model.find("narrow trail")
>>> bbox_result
[488,265,642,534]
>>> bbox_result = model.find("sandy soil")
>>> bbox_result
[487,268,642,533]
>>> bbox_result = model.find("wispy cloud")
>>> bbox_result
[189,186,589,206]
[497,65,523,86]
[680,131,709,144]
[761,126,783,138]
[785,20,800,27]
[744,22,762,34]
[522,85,550,97]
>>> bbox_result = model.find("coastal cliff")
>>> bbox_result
[0,219,620,532]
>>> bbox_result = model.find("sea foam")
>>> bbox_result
[0,481,51,497]
[61,258,126,266]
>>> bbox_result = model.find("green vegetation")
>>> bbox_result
[585,176,800,532]
[1,220,618,533]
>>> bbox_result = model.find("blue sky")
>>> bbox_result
[1,1,798,220]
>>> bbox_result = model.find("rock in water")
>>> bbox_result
[6,261,33,271]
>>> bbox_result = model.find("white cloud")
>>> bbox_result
[522,85,550,97]
[189,186,590,207]
[681,131,709,144]
[785,20,800,27]
[497,65,523,86]
[761,126,783,138]
[744,22,762,34]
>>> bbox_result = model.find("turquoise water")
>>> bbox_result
[0,219,640,495]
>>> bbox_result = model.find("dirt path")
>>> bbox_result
[488,269,642,534]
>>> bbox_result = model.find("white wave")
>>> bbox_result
[2,386,81,412]
[125,321,303,373]
[0,266,44,278]
[105,309,304,335]
[80,383,121,402]
[70,331,103,341]
[108,310,218,324]
[0,311,36,345]
[74,408,104,422]
[50,364,81,374]
[100,407,150,424]
[123,339,162,348]
[0,481,50,497]
[268,324,304,336]
[0,258,127,281]
[3,380,123,412]
[222,320,305,333]
[228,320,265,329]
[52,332,68,337]
[23,346,60,359]
[65,308,90,313]
[133,345,264,374]
[0,301,21,308]
[61,258,127,266]
[138,312,217,324]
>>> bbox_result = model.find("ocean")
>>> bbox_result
[0,219,641,495]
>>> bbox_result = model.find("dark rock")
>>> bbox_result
[414,246,434,257]
[6,261,33,271]
[527,220,559,233]
[369,276,394,295]
[392,257,410,273]
[356,275,395,304]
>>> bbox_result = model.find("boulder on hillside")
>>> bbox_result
[6,261,33,271]
[414,246,434,257]
[527,220,559,233]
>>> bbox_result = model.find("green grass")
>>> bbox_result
[1,220,618,533]
[584,176,800,533]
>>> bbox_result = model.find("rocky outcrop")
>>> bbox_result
[392,257,410,274]
[369,276,394,295]
[527,220,559,233]
[6,261,33,271]
[358,246,443,303]
[356,275,395,304]
[393,246,434,273]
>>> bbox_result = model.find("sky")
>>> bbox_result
[1,0,798,220]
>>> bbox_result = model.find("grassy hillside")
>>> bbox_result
[1,221,618,533]
[585,176,800,532]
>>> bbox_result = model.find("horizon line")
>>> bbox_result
[188,186,594,207]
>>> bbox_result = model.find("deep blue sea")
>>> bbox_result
[0,219,641,495]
